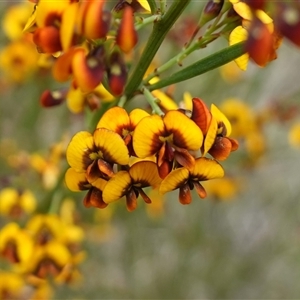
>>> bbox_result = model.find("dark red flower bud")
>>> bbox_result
[199,0,224,27]
[275,3,300,47]
[40,89,67,107]
[107,51,127,96]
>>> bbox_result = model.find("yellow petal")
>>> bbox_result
[164,110,203,150]
[129,108,150,128]
[65,168,88,191]
[229,26,249,71]
[129,161,161,188]
[133,115,165,158]
[203,116,218,156]
[60,2,79,51]
[233,2,253,21]
[93,83,114,102]
[211,104,232,136]
[93,128,129,165]
[191,158,224,180]
[66,86,85,114]
[35,0,69,27]
[102,171,131,203]
[96,106,130,133]
[137,0,151,12]
[66,131,94,172]
[257,9,273,26]
[152,90,178,111]
[159,168,189,194]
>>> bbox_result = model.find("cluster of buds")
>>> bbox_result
[65,99,238,211]
[25,0,146,111]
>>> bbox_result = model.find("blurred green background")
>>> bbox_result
[1,1,300,299]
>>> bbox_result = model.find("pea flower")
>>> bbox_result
[159,157,224,204]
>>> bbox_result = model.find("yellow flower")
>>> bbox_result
[2,2,34,40]
[0,40,39,82]
[228,0,280,70]
[0,271,24,300]
[219,98,258,138]
[159,157,224,205]
[102,161,162,211]
[97,106,149,156]
[0,223,34,268]
[66,83,114,114]
[0,188,36,218]
[289,122,300,148]
[133,110,203,178]
[203,177,240,201]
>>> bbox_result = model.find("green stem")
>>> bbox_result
[147,42,246,91]
[124,0,191,100]
[159,0,166,14]
[147,0,157,14]
[135,14,162,31]
[142,86,164,115]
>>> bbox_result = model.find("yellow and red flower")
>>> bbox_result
[133,110,203,178]
[229,0,281,69]
[159,157,224,204]
[102,161,162,211]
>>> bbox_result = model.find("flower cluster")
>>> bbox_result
[0,198,85,299]
[24,0,148,112]
[65,98,238,211]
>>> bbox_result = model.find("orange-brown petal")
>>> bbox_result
[81,0,110,40]
[116,6,138,53]
[83,187,108,208]
[53,47,77,82]
[125,189,137,212]
[208,137,233,161]
[72,48,105,93]
[193,181,207,198]
[179,184,192,205]
[191,97,212,135]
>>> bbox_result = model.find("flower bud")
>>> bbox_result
[107,51,127,96]
[116,6,138,53]
[199,0,224,27]
[275,3,300,47]
[72,46,106,93]
[40,89,67,107]
[33,26,62,53]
